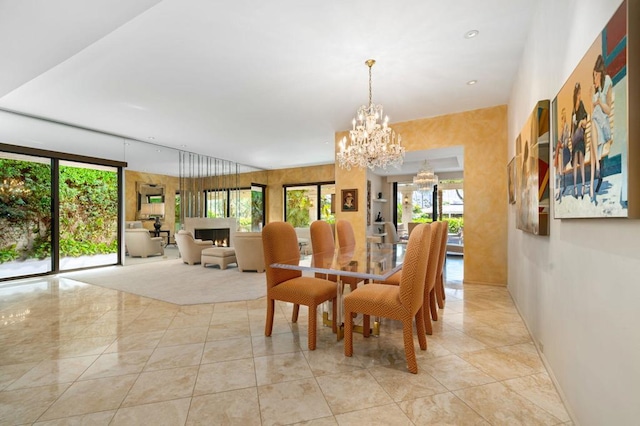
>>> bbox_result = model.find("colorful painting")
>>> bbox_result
[552,0,629,218]
[516,100,550,235]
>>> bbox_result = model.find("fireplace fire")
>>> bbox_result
[194,228,230,247]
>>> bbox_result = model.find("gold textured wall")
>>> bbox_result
[336,105,508,286]
[125,104,507,286]
[265,164,335,222]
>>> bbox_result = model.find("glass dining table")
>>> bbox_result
[271,241,408,339]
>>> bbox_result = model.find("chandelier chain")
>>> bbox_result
[368,62,373,107]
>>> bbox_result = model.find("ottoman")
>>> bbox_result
[201,247,237,270]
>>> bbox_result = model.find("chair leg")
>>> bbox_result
[292,304,300,323]
[402,318,418,374]
[363,314,370,338]
[430,288,438,322]
[423,293,433,335]
[308,304,317,350]
[344,307,354,356]
[416,308,427,350]
[435,274,445,309]
[265,298,275,336]
[332,297,338,334]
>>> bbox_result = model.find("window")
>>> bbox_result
[1,147,124,281]
[284,182,335,228]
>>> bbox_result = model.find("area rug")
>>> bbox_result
[62,259,266,305]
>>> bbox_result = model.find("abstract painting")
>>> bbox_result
[516,100,550,235]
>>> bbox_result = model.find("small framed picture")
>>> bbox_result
[341,189,358,212]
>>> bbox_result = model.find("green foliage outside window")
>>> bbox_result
[0,159,52,262]
[286,189,312,227]
[0,158,119,264]
[58,166,118,257]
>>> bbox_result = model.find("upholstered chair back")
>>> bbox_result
[437,221,449,272]
[310,220,336,275]
[385,222,399,243]
[233,232,265,272]
[175,230,214,265]
[262,222,301,290]
[398,223,431,316]
[424,222,443,294]
[125,228,164,258]
[336,219,356,249]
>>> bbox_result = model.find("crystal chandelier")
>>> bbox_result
[413,161,438,191]
[337,59,405,170]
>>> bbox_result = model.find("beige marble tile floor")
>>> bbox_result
[0,258,572,425]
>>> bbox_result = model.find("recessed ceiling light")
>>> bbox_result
[179,144,187,148]
[147,136,155,140]
[464,30,479,39]
[467,80,478,85]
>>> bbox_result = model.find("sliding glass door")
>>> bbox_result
[58,161,119,271]
[1,145,125,281]
[0,153,52,279]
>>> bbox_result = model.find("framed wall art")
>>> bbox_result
[552,0,638,218]
[508,157,516,204]
[341,189,358,212]
[516,100,550,235]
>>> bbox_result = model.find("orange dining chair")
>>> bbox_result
[310,220,361,292]
[376,222,443,334]
[336,219,356,251]
[262,221,337,350]
[343,223,432,374]
[434,220,449,311]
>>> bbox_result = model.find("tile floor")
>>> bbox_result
[0,257,572,425]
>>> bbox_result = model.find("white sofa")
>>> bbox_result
[125,228,164,258]
[233,232,265,272]
[125,220,144,229]
[175,230,214,265]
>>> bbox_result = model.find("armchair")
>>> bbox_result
[125,228,164,258]
[233,232,265,272]
[175,230,214,265]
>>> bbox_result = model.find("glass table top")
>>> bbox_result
[271,242,407,281]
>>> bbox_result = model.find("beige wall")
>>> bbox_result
[336,105,508,286]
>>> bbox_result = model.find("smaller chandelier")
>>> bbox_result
[337,59,405,170]
[413,161,438,191]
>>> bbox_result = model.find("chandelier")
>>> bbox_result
[337,59,405,170]
[413,161,438,191]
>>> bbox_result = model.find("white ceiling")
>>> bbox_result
[0,0,536,176]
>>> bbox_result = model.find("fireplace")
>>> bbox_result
[195,228,230,247]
